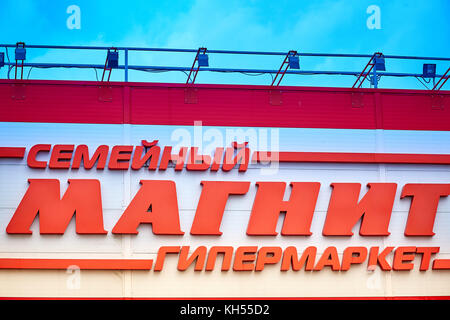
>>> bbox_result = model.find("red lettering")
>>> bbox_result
[154,246,180,271]
[190,181,250,235]
[72,145,109,170]
[255,247,282,271]
[131,145,160,170]
[210,147,224,171]
[247,182,320,235]
[205,246,233,271]
[7,179,106,234]
[368,246,393,271]
[49,144,74,169]
[401,184,450,236]
[159,146,188,171]
[177,246,207,271]
[233,246,257,271]
[393,246,416,270]
[222,142,250,172]
[416,247,440,271]
[323,183,397,236]
[281,246,316,271]
[341,246,368,271]
[112,180,184,235]
[314,246,340,271]
[186,147,212,171]
[27,144,51,168]
[108,145,133,170]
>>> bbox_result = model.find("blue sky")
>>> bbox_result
[1,0,449,88]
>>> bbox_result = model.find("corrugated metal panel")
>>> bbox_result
[0,83,124,124]
[0,80,448,130]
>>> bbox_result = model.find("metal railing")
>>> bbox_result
[1,43,449,90]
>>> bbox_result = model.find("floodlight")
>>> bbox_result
[288,55,300,69]
[107,50,119,69]
[374,54,385,71]
[198,53,209,67]
[15,47,26,60]
[422,64,436,78]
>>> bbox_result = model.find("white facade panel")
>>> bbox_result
[0,122,449,298]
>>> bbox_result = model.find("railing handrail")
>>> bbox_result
[1,44,449,89]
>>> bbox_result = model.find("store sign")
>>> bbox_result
[1,141,449,272]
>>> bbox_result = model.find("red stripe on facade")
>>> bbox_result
[1,80,449,130]
[0,147,25,158]
[253,151,450,165]
[0,296,449,300]
[0,258,153,270]
[432,259,450,270]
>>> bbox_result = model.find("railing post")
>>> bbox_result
[372,64,378,88]
[124,48,129,82]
